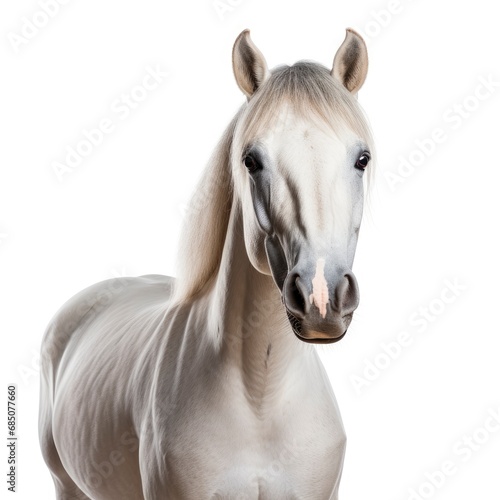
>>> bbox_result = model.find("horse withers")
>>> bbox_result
[39,28,373,499]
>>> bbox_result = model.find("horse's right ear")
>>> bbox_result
[232,30,270,100]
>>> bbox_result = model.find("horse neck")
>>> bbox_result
[207,195,309,409]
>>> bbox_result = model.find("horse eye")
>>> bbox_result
[243,154,261,173]
[355,152,371,170]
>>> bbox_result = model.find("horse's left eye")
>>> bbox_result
[355,152,371,170]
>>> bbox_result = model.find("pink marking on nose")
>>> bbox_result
[309,258,329,318]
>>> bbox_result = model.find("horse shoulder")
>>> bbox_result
[40,275,175,381]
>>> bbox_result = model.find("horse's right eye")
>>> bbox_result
[243,155,261,173]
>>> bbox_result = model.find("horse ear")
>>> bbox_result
[232,30,270,99]
[331,28,368,95]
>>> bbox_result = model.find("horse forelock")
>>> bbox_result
[238,62,374,157]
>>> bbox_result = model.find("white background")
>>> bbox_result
[1,0,500,499]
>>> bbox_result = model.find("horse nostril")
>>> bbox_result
[283,273,310,320]
[339,271,360,315]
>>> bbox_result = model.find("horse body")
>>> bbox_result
[40,28,373,499]
[40,211,345,499]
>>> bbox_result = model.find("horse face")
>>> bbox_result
[232,30,371,344]
[239,113,370,343]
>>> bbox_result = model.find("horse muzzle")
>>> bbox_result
[281,259,360,344]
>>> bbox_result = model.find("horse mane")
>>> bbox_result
[172,61,374,304]
[171,111,241,303]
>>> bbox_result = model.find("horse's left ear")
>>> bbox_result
[331,28,368,96]
[232,29,270,100]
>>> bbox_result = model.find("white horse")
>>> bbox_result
[39,28,373,499]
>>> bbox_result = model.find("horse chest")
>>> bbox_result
[155,384,344,500]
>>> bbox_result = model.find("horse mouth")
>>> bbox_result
[286,311,348,344]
